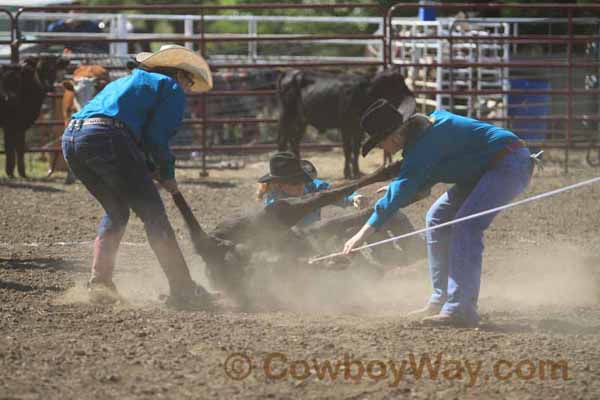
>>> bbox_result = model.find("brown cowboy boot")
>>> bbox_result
[146,225,217,311]
[88,231,124,304]
[406,303,443,319]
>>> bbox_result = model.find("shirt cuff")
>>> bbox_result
[159,159,176,180]
[367,211,385,229]
[344,192,357,206]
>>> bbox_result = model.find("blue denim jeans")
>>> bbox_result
[425,147,533,324]
[62,123,193,292]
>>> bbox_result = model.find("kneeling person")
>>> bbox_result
[256,152,368,227]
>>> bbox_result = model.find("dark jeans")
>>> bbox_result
[61,123,193,292]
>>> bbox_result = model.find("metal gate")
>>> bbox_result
[1,2,599,174]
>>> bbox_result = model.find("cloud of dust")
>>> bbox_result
[57,238,596,314]
[245,255,432,315]
[54,249,209,308]
[54,281,90,305]
[482,244,599,309]
[244,243,598,315]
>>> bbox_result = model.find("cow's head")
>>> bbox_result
[0,65,22,104]
[62,65,109,110]
[63,76,107,110]
[367,67,415,108]
[24,56,70,93]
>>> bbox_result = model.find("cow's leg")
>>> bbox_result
[15,130,27,178]
[290,127,304,159]
[277,123,287,152]
[4,128,16,178]
[277,109,292,152]
[341,129,352,179]
[350,129,362,179]
[278,109,305,158]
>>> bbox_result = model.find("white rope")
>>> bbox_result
[308,175,600,264]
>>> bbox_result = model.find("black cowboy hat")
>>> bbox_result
[360,96,416,157]
[258,152,316,184]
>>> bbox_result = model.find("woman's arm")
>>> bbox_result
[343,223,376,254]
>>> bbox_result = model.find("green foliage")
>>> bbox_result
[78,0,595,46]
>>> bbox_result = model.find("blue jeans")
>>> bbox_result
[425,147,533,324]
[62,123,193,292]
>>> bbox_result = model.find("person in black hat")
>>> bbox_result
[257,152,368,227]
[341,98,535,328]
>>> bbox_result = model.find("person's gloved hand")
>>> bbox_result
[352,194,369,209]
[160,179,179,194]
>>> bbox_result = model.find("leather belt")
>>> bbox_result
[69,117,127,130]
[489,139,527,169]
[68,117,140,146]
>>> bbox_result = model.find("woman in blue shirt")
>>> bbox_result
[343,98,533,327]
[61,45,214,309]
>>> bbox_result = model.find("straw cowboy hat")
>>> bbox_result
[360,96,418,157]
[136,44,213,92]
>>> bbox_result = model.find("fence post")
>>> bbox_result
[110,14,128,57]
[12,9,21,64]
[248,17,257,63]
[565,8,573,173]
[199,8,208,177]
[184,18,194,50]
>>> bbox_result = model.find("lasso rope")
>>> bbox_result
[308,175,600,264]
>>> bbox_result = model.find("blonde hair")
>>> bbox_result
[256,182,271,200]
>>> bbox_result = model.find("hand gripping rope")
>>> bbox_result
[308,174,600,264]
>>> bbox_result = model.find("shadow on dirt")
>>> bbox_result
[0,257,84,272]
[179,180,237,189]
[0,179,64,193]
[536,318,600,335]
[479,319,600,335]
[0,279,62,293]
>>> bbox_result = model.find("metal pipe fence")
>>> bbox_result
[1,2,600,173]
[387,2,600,170]
[6,3,387,176]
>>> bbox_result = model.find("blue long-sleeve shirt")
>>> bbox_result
[367,109,521,228]
[73,69,185,180]
[264,178,356,227]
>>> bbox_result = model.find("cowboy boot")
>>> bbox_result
[406,303,443,319]
[89,231,124,304]
[146,225,216,310]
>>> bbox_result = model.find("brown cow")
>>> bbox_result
[47,64,109,181]
[61,64,109,123]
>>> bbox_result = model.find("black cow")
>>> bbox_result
[0,56,69,178]
[277,67,414,179]
[174,161,412,306]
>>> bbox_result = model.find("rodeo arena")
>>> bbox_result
[1,0,600,398]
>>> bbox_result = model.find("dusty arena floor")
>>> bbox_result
[1,149,599,399]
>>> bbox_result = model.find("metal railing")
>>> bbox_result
[387,2,600,170]
[6,3,386,175]
[0,3,599,173]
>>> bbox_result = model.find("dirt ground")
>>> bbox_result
[1,149,599,399]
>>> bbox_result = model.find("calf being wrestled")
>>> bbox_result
[172,159,424,307]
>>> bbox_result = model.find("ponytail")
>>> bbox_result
[256,182,271,200]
